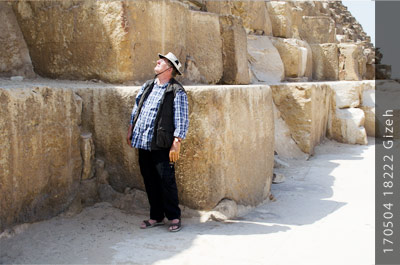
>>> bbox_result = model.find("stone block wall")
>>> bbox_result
[329,81,377,141]
[0,79,275,231]
[75,83,275,210]
[0,83,82,231]
[271,81,376,155]
[5,0,377,84]
[10,0,242,85]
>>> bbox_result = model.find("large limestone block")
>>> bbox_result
[186,10,223,84]
[338,43,366,81]
[74,85,142,193]
[330,82,361,109]
[266,1,293,38]
[292,1,326,16]
[360,81,375,137]
[271,37,312,79]
[74,82,274,210]
[219,15,250,85]
[273,104,308,160]
[300,16,336,44]
[11,0,191,83]
[126,0,189,82]
[178,85,274,209]
[12,0,134,82]
[0,2,35,78]
[205,1,272,35]
[271,83,330,154]
[327,108,368,145]
[310,43,339,81]
[247,35,284,83]
[0,82,82,231]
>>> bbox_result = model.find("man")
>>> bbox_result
[126,52,189,232]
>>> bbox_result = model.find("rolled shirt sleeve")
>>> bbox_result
[173,90,189,139]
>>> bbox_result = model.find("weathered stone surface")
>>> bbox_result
[327,81,374,144]
[0,83,82,231]
[273,104,309,160]
[365,64,375,80]
[219,15,250,85]
[186,10,223,84]
[126,0,188,82]
[178,85,274,209]
[271,83,331,154]
[327,108,367,145]
[210,199,238,221]
[11,0,224,84]
[0,2,35,78]
[360,82,375,137]
[206,1,272,35]
[272,173,286,184]
[271,37,312,80]
[79,178,99,207]
[266,1,294,38]
[181,56,205,85]
[292,1,326,16]
[12,0,134,82]
[338,44,366,81]
[247,35,284,83]
[178,0,205,11]
[330,82,361,109]
[310,43,339,81]
[95,159,109,185]
[74,85,142,193]
[80,133,95,180]
[300,16,336,44]
[336,34,348,43]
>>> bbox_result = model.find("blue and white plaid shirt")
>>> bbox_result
[129,81,189,150]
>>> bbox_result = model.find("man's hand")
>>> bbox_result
[169,138,181,163]
[126,125,133,147]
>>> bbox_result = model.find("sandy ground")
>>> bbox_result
[0,138,375,265]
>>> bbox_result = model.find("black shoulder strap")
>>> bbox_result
[132,79,155,128]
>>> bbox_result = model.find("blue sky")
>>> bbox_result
[341,0,375,44]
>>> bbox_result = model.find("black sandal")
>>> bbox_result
[141,220,164,229]
[169,219,182,232]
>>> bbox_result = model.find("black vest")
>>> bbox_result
[132,78,186,150]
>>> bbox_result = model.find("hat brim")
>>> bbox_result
[158,53,182,75]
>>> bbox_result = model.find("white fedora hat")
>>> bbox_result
[158,52,183,75]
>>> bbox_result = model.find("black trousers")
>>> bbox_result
[138,149,181,221]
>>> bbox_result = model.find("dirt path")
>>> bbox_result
[0,138,375,265]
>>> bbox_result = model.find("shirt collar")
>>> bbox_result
[155,79,170,88]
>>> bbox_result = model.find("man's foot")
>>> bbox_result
[168,219,181,232]
[140,219,164,229]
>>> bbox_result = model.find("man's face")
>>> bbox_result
[154,58,172,75]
